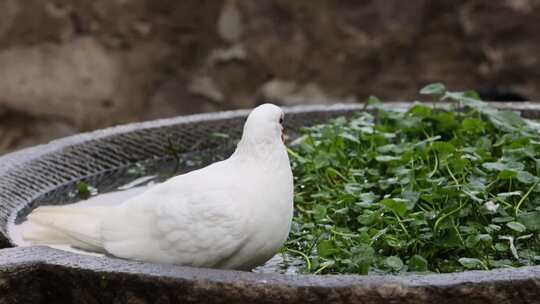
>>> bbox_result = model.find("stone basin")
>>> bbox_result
[2,103,540,304]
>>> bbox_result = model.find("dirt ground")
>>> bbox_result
[1,0,540,154]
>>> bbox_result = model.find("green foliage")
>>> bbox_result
[285,84,540,275]
[408,255,428,272]
[77,182,91,199]
[127,163,146,177]
[420,83,446,95]
[76,182,97,200]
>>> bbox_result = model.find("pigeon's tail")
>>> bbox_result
[23,205,108,253]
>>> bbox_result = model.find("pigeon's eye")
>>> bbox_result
[279,117,284,124]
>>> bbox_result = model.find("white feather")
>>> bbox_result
[23,103,294,270]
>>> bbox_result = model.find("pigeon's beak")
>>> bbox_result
[281,126,285,143]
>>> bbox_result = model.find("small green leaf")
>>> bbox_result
[408,255,428,272]
[379,198,407,217]
[408,104,432,118]
[357,212,378,225]
[518,212,540,231]
[384,256,404,271]
[495,242,508,252]
[420,83,446,95]
[127,163,146,177]
[498,170,517,180]
[487,224,501,232]
[317,240,338,257]
[434,112,458,130]
[359,192,378,204]
[482,161,524,172]
[431,142,456,154]
[458,257,484,269]
[367,95,382,106]
[465,234,480,248]
[463,90,481,100]
[482,162,506,171]
[516,171,539,184]
[340,133,360,143]
[478,234,492,242]
[506,221,527,233]
[344,183,362,195]
[490,110,526,130]
[401,190,420,210]
[462,118,485,132]
[352,244,375,275]
[77,182,91,200]
[375,155,400,162]
[443,91,490,112]
[490,259,513,268]
[492,216,514,223]
[377,144,397,153]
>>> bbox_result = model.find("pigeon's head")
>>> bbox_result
[240,103,285,146]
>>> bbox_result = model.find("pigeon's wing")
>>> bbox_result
[100,182,249,267]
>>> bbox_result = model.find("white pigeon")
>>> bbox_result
[23,103,294,270]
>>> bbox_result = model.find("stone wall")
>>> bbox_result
[1,0,539,153]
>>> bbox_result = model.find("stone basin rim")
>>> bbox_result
[2,245,540,288]
[2,102,540,302]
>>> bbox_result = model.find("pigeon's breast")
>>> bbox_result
[213,146,293,270]
[231,165,294,269]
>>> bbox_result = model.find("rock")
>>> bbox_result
[131,20,152,38]
[188,76,225,103]
[0,38,123,128]
[207,44,247,66]
[505,0,534,13]
[0,109,76,153]
[217,0,243,43]
[259,79,356,105]
[0,0,18,38]
[147,79,220,120]
[44,2,71,19]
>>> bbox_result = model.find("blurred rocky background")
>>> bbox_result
[0,0,539,154]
